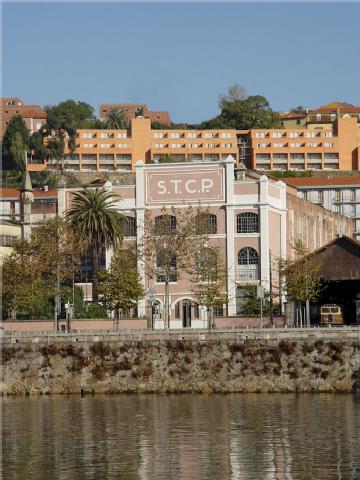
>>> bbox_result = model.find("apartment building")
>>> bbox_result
[100,103,172,127]
[1,97,46,138]
[56,158,354,328]
[282,176,360,238]
[239,117,360,172]
[280,102,360,129]
[39,117,239,173]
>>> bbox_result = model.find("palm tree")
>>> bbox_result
[66,188,124,303]
[104,107,129,129]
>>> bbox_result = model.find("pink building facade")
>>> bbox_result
[58,157,289,328]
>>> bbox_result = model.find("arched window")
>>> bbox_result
[237,247,259,281]
[121,216,136,236]
[156,250,177,282]
[196,213,217,234]
[236,213,259,233]
[155,215,176,234]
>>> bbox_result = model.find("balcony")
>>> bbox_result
[236,265,259,283]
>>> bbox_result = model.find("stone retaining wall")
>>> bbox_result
[2,337,360,395]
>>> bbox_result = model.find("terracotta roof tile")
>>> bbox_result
[281,176,360,187]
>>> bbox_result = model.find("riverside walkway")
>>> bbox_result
[2,326,360,345]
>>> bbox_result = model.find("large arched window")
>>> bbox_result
[236,213,259,233]
[121,216,136,236]
[237,247,259,281]
[155,215,176,234]
[196,213,217,234]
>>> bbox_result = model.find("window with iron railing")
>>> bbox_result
[237,247,259,281]
[236,213,259,233]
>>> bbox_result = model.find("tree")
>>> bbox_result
[191,246,228,328]
[218,83,248,109]
[45,100,97,136]
[103,107,129,129]
[2,218,85,324]
[200,87,281,130]
[98,246,144,328]
[66,188,125,303]
[290,106,307,114]
[281,240,321,326]
[140,207,209,329]
[2,115,29,170]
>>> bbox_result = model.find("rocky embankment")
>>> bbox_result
[2,338,360,395]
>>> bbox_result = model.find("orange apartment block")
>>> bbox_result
[238,117,360,172]
[100,103,172,127]
[41,117,239,172]
[1,97,47,138]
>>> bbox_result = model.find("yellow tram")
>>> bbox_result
[320,304,344,325]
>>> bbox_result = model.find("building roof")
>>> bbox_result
[311,102,360,114]
[280,112,306,119]
[280,176,360,188]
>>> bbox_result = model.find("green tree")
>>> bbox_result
[98,246,144,328]
[45,100,97,136]
[66,188,124,303]
[290,106,307,114]
[200,85,280,130]
[191,246,228,328]
[104,107,129,129]
[2,115,29,170]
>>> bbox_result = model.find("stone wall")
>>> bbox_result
[2,337,360,395]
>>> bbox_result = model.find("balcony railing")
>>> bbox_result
[236,265,259,282]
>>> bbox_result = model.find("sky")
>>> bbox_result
[2,2,360,124]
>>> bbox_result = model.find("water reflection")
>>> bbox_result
[2,394,360,480]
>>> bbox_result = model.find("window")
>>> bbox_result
[154,132,164,139]
[221,132,231,138]
[334,190,341,202]
[289,132,299,138]
[121,216,136,236]
[324,143,334,148]
[290,143,301,148]
[156,251,177,282]
[170,133,180,139]
[318,191,324,203]
[307,143,319,148]
[256,143,268,148]
[204,132,215,138]
[118,143,128,148]
[306,132,316,138]
[0,235,18,246]
[325,132,333,138]
[308,153,321,161]
[83,144,95,148]
[255,132,265,138]
[196,213,217,234]
[155,143,165,149]
[273,143,284,148]
[117,132,127,138]
[350,205,356,217]
[155,215,176,233]
[83,133,93,139]
[290,154,304,160]
[171,143,183,148]
[100,143,110,148]
[236,213,259,233]
[350,189,356,201]
[237,247,259,281]
[223,143,232,148]
[272,132,282,138]
[100,132,109,139]
[187,132,197,138]
[206,143,215,148]
[189,143,199,148]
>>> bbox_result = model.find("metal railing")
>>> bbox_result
[2,326,360,345]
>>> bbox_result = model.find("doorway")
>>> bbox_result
[182,300,192,328]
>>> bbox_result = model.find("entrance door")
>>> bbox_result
[182,301,192,328]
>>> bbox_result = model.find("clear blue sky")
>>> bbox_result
[3,2,360,123]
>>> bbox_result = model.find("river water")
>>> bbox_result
[2,394,360,480]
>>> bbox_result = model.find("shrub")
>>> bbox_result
[41,344,59,356]
[278,340,296,355]
[90,342,111,357]
[91,363,107,380]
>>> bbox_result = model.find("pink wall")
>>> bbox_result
[1,319,147,332]
[215,316,285,328]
